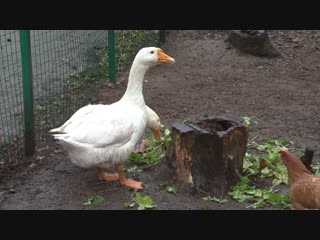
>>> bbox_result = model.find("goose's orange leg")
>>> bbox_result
[116,164,143,190]
[97,168,119,182]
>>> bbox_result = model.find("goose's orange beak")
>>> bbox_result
[157,48,175,64]
[152,127,161,140]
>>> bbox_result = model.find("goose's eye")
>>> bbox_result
[150,51,154,54]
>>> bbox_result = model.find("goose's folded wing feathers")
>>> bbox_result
[53,105,103,132]
[57,106,135,148]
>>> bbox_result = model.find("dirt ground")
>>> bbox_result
[1,30,320,210]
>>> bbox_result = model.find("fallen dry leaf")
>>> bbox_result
[259,159,268,169]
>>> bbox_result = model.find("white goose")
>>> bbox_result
[145,105,161,140]
[49,47,174,189]
[133,105,161,153]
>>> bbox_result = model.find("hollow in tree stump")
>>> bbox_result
[165,115,249,196]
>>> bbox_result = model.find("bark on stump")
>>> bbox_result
[165,115,249,196]
[227,30,280,57]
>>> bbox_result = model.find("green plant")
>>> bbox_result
[244,136,296,185]
[35,105,45,111]
[128,126,172,165]
[228,176,292,209]
[227,117,300,209]
[83,194,105,206]
[166,186,177,195]
[162,127,172,150]
[228,118,309,209]
[69,66,102,90]
[95,31,158,77]
[53,98,63,108]
[311,162,320,176]
[124,165,143,173]
[159,181,177,195]
[128,152,148,165]
[202,195,228,204]
[124,192,156,210]
[243,116,258,125]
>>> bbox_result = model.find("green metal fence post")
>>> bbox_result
[160,30,166,43]
[19,30,35,156]
[108,30,116,83]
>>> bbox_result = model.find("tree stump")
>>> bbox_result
[227,30,280,58]
[165,115,249,196]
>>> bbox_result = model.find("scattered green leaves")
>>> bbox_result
[128,152,148,165]
[128,127,172,165]
[159,181,169,188]
[202,195,229,204]
[135,193,154,209]
[243,116,258,125]
[159,181,177,195]
[166,186,178,195]
[243,152,261,176]
[162,127,172,150]
[228,176,292,209]
[244,136,295,185]
[35,105,45,111]
[134,193,156,210]
[124,192,156,210]
[83,194,105,206]
[124,165,143,173]
[228,176,252,203]
[69,66,101,90]
[226,128,300,209]
[250,137,293,151]
[311,162,320,176]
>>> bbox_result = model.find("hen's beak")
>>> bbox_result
[152,127,161,140]
[157,48,175,64]
[279,149,287,155]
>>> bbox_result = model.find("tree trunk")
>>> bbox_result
[165,115,249,196]
[227,30,280,58]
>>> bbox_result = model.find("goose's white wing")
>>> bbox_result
[50,104,102,133]
[55,105,136,148]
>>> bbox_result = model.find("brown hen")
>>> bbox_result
[279,149,320,210]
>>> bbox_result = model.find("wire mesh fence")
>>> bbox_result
[0,30,24,164]
[114,30,160,77]
[31,30,108,144]
[0,30,162,165]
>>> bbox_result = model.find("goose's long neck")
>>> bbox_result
[121,60,148,106]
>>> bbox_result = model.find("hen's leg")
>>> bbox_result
[97,167,119,182]
[116,164,143,190]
